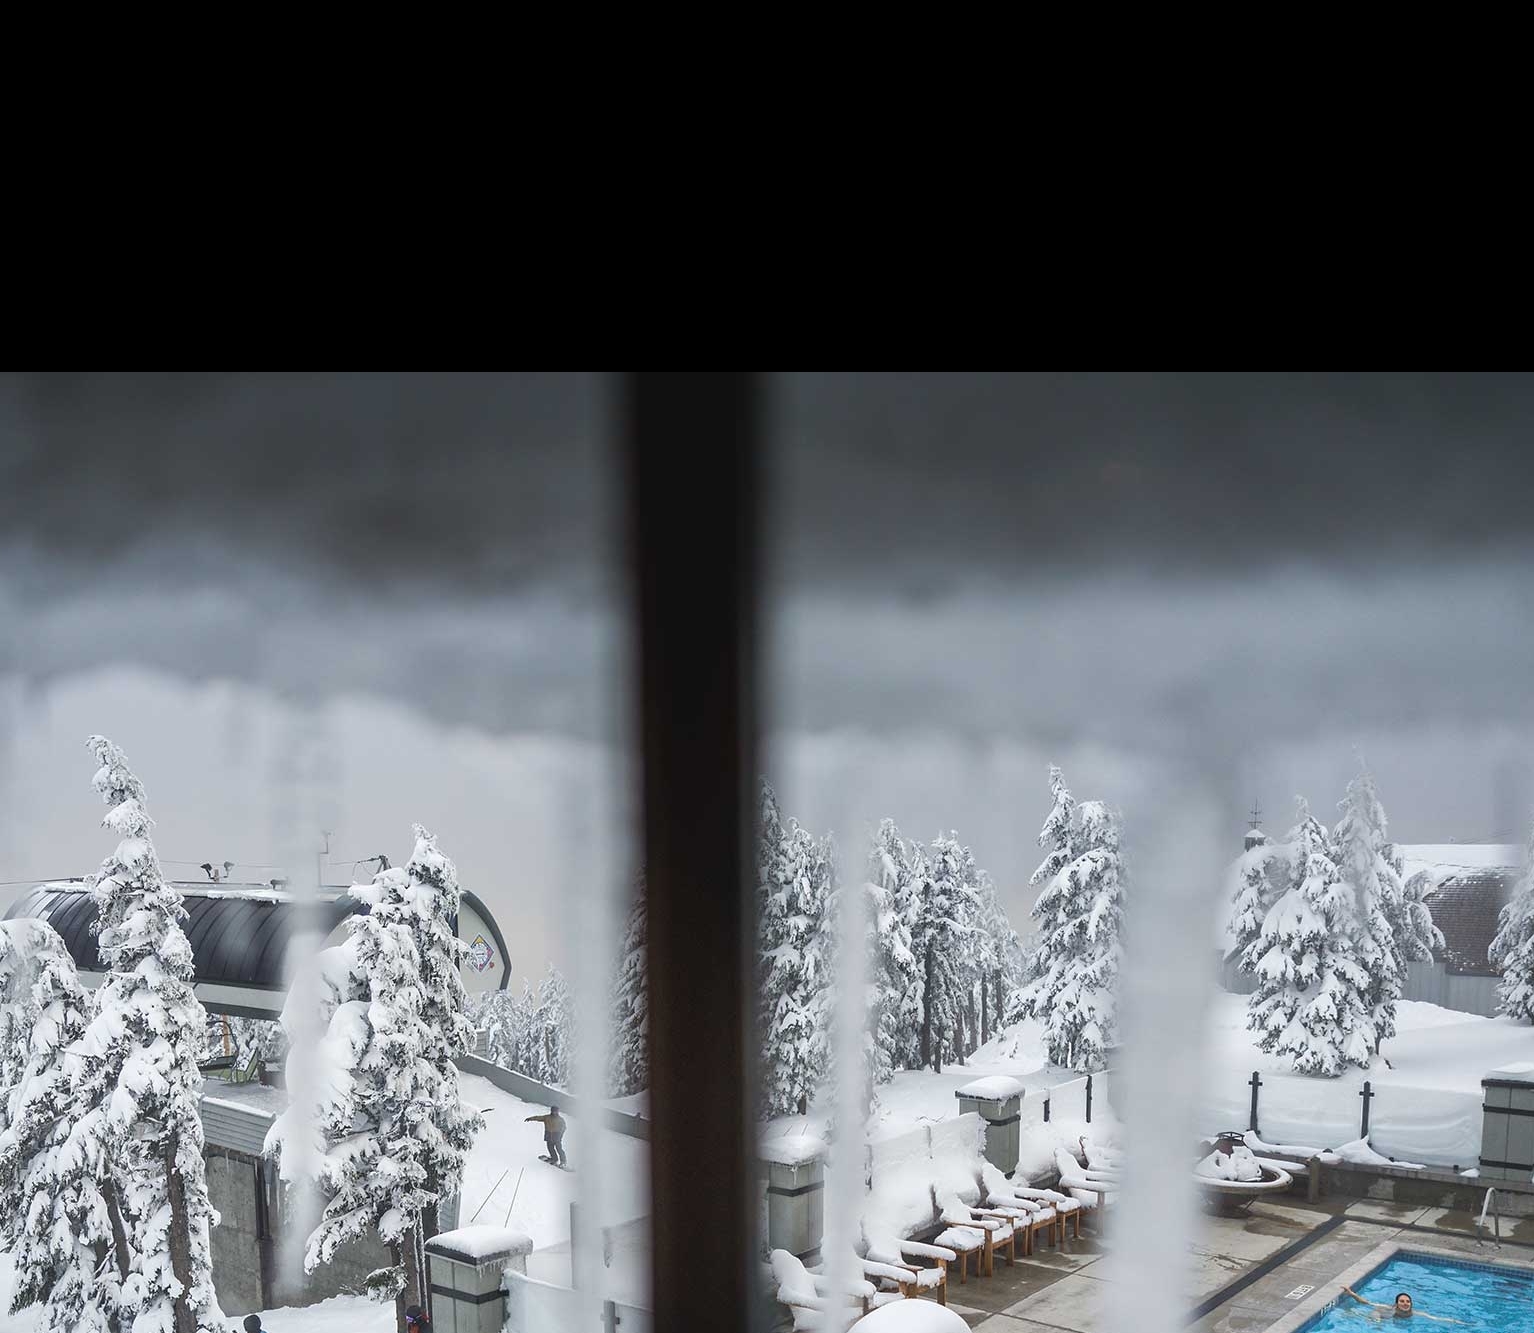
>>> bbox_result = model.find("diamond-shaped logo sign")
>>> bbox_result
[468,934,495,972]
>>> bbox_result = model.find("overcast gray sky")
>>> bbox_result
[3,372,1533,972]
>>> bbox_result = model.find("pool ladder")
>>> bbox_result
[1476,1186,1501,1248]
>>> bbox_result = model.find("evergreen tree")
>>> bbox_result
[864,820,921,1090]
[398,827,483,1239]
[971,868,1018,1047]
[756,781,832,1115]
[527,965,573,1087]
[1490,821,1534,1022]
[74,736,222,1333]
[914,833,980,1072]
[1009,771,1125,1073]
[1333,768,1405,1052]
[1247,799,1372,1076]
[273,832,483,1332]
[1226,836,1287,973]
[0,921,125,1333]
[608,878,649,1097]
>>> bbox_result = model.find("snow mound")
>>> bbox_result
[759,1134,826,1166]
[1334,1136,1424,1170]
[1195,1147,1262,1182]
[852,1299,969,1330]
[956,1075,1024,1100]
[427,1225,533,1262]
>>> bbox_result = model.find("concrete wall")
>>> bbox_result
[204,1144,397,1315]
[205,1149,269,1318]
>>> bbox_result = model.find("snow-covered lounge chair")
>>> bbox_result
[978,1164,1065,1253]
[1080,1136,1124,1173]
[825,1247,918,1312]
[935,1190,1013,1280]
[769,1249,874,1330]
[1053,1147,1118,1215]
[1008,1182,1084,1241]
[861,1225,955,1306]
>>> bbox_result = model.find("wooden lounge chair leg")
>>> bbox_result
[983,1233,994,1278]
[936,1271,947,1306]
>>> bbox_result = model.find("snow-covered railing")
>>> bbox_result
[1035,1072,1112,1126]
[1202,1068,1482,1170]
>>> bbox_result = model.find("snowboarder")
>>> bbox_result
[405,1303,432,1329]
[525,1104,568,1167]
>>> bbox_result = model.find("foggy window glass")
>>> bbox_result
[758,372,1534,1333]
[0,373,645,1333]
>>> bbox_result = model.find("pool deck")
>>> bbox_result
[925,1197,1534,1331]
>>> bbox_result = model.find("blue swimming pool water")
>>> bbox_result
[1299,1252,1534,1331]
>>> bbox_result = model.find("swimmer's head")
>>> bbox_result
[1394,1293,1413,1317]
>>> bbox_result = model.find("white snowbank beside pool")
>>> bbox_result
[1198,993,1532,1166]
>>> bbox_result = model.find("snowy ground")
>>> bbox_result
[457,1072,649,1241]
[2,1251,399,1333]
[763,1017,1079,1144]
[1196,993,1534,1166]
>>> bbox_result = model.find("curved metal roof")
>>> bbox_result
[4,880,511,994]
[4,882,361,990]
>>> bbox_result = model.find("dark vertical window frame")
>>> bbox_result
[626,373,760,1329]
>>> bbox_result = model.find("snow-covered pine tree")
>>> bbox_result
[1009,772,1125,1073]
[0,920,128,1333]
[755,781,832,1115]
[1247,798,1373,1076]
[0,919,52,1133]
[280,836,482,1330]
[865,820,921,1091]
[73,736,223,1333]
[1490,820,1534,1022]
[913,833,980,1073]
[527,965,573,1087]
[398,828,483,1241]
[1333,767,1406,1052]
[478,983,530,1071]
[1226,836,1287,976]
[970,868,1017,1047]
[1394,854,1445,965]
[608,877,649,1097]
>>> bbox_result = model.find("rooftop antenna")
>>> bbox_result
[318,830,333,891]
[1248,802,1262,831]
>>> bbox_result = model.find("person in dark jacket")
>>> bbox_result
[525,1104,568,1166]
[243,1318,266,1333]
[405,1304,432,1329]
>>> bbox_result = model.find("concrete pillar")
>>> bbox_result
[1480,1064,1534,1182]
[956,1077,1024,1174]
[423,1226,533,1333]
[759,1136,826,1265]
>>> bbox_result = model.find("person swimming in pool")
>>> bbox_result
[1339,1288,1466,1323]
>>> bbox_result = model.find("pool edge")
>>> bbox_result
[1260,1240,1534,1333]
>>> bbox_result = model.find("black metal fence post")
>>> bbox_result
[1249,1071,1262,1134]
[1086,1074,1093,1124]
[1360,1080,1373,1138]
[1044,1093,1051,1123]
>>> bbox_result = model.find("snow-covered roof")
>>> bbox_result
[1,879,509,1003]
[1398,844,1522,885]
